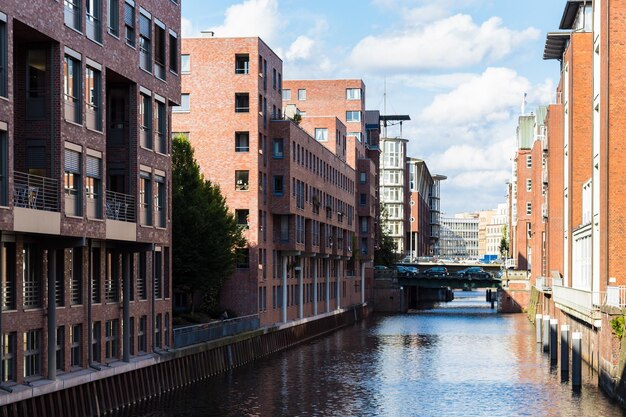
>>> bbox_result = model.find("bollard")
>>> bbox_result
[572,332,582,386]
[561,325,570,373]
[542,315,551,352]
[550,319,558,363]
[536,314,543,343]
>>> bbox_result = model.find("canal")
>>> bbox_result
[122,291,625,417]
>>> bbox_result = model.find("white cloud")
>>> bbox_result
[429,139,513,172]
[181,17,197,38]
[348,14,540,72]
[206,0,281,44]
[419,67,531,126]
[286,36,315,61]
[447,170,510,190]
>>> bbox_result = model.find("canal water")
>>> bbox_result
[123,291,625,417]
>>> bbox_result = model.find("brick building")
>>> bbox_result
[0,0,179,392]
[407,158,434,259]
[173,37,372,326]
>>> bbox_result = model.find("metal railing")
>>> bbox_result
[105,190,136,222]
[173,314,260,348]
[13,171,59,212]
[552,283,603,318]
[606,285,626,308]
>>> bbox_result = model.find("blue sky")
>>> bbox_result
[181,0,566,215]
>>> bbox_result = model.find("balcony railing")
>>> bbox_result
[105,190,135,222]
[605,285,626,308]
[13,171,59,212]
[173,314,259,348]
[552,283,602,322]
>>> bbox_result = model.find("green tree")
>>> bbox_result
[172,135,246,315]
[499,224,509,259]
[374,205,399,266]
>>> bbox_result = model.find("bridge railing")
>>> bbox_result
[173,314,260,348]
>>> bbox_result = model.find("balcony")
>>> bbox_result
[13,171,61,234]
[552,283,602,325]
[105,190,135,222]
[605,285,626,309]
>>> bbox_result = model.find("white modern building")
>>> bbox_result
[439,214,479,259]
[380,137,408,254]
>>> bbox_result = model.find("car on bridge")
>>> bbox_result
[404,266,419,276]
[455,266,492,279]
[394,265,413,277]
[422,266,449,277]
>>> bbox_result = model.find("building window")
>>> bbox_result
[153,21,166,79]
[169,30,178,74]
[86,0,102,43]
[282,89,291,101]
[23,329,42,379]
[235,209,249,229]
[64,55,82,124]
[155,176,165,228]
[64,148,82,216]
[107,0,119,37]
[360,217,368,233]
[272,68,277,89]
[526,179,532,192]
[236,248,250,269]
[139,11,151,71]
[346,88,361,100]
[0,129,7,206]
[105,319,119,360]
[23,245,43,309]
[70,324,81,368]
[235,171,249,191]
[272,138,284,158]
[105,251,119,302]
[359,172,367,184]
[138,252,147,300]
[526,155,532,168]
[2,332,16,382]
[346,111,361,122]
[26,49,47,120]
[172,93,190,112]
[155,314,162,349]
[298,89,306,100]
[164,314,170,348]
[0,15,7,98]
[56,326,65,372]
[92,321,101,363]
[360,193,366,206]
[64,0,82,31]
[85,66,102,131]
[138,316,147,353]
[140,171,152,225]
[314,128,328,142]
[235,54,249,74]
[124,0,135,46]
[273,176,283,195]
[70,248,83,305]
[526,202,532,216]
[156,100,166,153]
[181,54,190,73]
[235,93,250,113]
[235,132,249,152]
[91,247,101,303]
[1,243,16,311]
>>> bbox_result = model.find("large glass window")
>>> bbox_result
[273,176,283,195]
[346,111,361,122]
[108,0,119,36]
[23,329,42,378]
[169,31,178,74]
[86,155,102,218]
[235,171,249,191]
[0,129,7,206]
[140,172,152,225]
[124,1,135,46]
[105,319,119,360]
[70,324,81,368]
[64,55,82,124]
[56,326,65,372]
[1,332,16,382]
[140,93,152,149]
[64,0,82,31]
[235,132,249,152]
[314,128,328,142]
[139,12,151,71]
[346,88,361,100]
[154,21,166,79]
[155,175,165,227]
[138,315,147,353]
[92,321,101,363]
[155,100,166,153]
[298,89,306,100]
[235,93,249,113]
[172,93,189,112]
[64,148,82,216]
[23,244,43,309]
[0,15,7,98]
[272,138,284,158]
[180,54,190,73]
[85,66,102,131]
[86,0,102,42]
[235,54,249,74]
[282,89,291,101]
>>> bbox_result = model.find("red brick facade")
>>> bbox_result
[0,0,179,389]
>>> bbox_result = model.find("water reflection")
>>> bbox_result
[121,291,626,417]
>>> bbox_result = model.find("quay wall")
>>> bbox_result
[0,304,371,417]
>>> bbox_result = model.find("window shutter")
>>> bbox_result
[139,15,150,38]
[86,156,101,178]
[65,149,80,174]
[124,3,134,27]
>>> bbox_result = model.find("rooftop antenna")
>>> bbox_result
[201,30,215,37]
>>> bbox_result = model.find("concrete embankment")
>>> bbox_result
[0,304,370,417]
